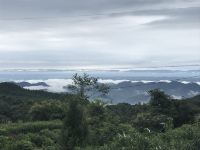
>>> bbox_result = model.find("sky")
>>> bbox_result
[0,0,200,70]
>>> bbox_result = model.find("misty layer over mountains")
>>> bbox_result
[14,80,200,104]
[0,70,200,104]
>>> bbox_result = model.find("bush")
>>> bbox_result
[7,140,34,150]
[132,112,173,132]
[29,101,66,121]
[0,120,62,136]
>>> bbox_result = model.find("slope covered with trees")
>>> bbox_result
[0,74,200,150]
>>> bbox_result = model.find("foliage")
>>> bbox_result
[60,100,88,150]
[149,89,174,115]
[29,100,66,121]
[0,82,200,150]
[67,73,109,99]
[0,120,62,135]
[0,121,61,150]
[77,123,200,150]
[132,112,173,132]
[0,82,75,122]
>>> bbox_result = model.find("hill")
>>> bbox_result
[0,82,72,101]
[0,82,75,122]
[0,82,200,149]
[13,80,200,104]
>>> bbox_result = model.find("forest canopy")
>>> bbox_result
[0,75,200,150]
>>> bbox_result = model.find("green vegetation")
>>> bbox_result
[61,100,88,150]
[67,73,109,99]
[0,74,200,150]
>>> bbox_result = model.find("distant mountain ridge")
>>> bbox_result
[0,82,199,104]
[100,81,200,103]
[5,80,200,104]
[15,81,49,87]
[0,82,69,101]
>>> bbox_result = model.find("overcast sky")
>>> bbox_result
[0,0,200,70]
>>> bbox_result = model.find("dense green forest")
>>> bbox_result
[0,77,200,150]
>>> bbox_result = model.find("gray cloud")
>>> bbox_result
[0,0,192,18]
[0,0,199,69]
[0,0,199,21]
[135,7,200,28]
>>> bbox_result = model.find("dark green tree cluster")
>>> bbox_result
[29,100,66,121]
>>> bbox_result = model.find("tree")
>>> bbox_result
[88,100,106,125]
[68,73,109,99]
[12,140,34,150]
[61,100,88,150]
[29,100,66,121]
[148,89,174,115]
[132,112,173,132]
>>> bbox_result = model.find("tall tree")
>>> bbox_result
[148,89,174,115]
[68,73,109,99]
[61,100,88,150]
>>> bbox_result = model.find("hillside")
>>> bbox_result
[0,82,75,122]
[0,82,73,101]
[0,82,200,149]
[12,80,200,104]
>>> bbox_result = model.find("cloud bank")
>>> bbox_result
[0,0,199,69]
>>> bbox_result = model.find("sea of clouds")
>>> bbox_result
[12,79,200,93]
